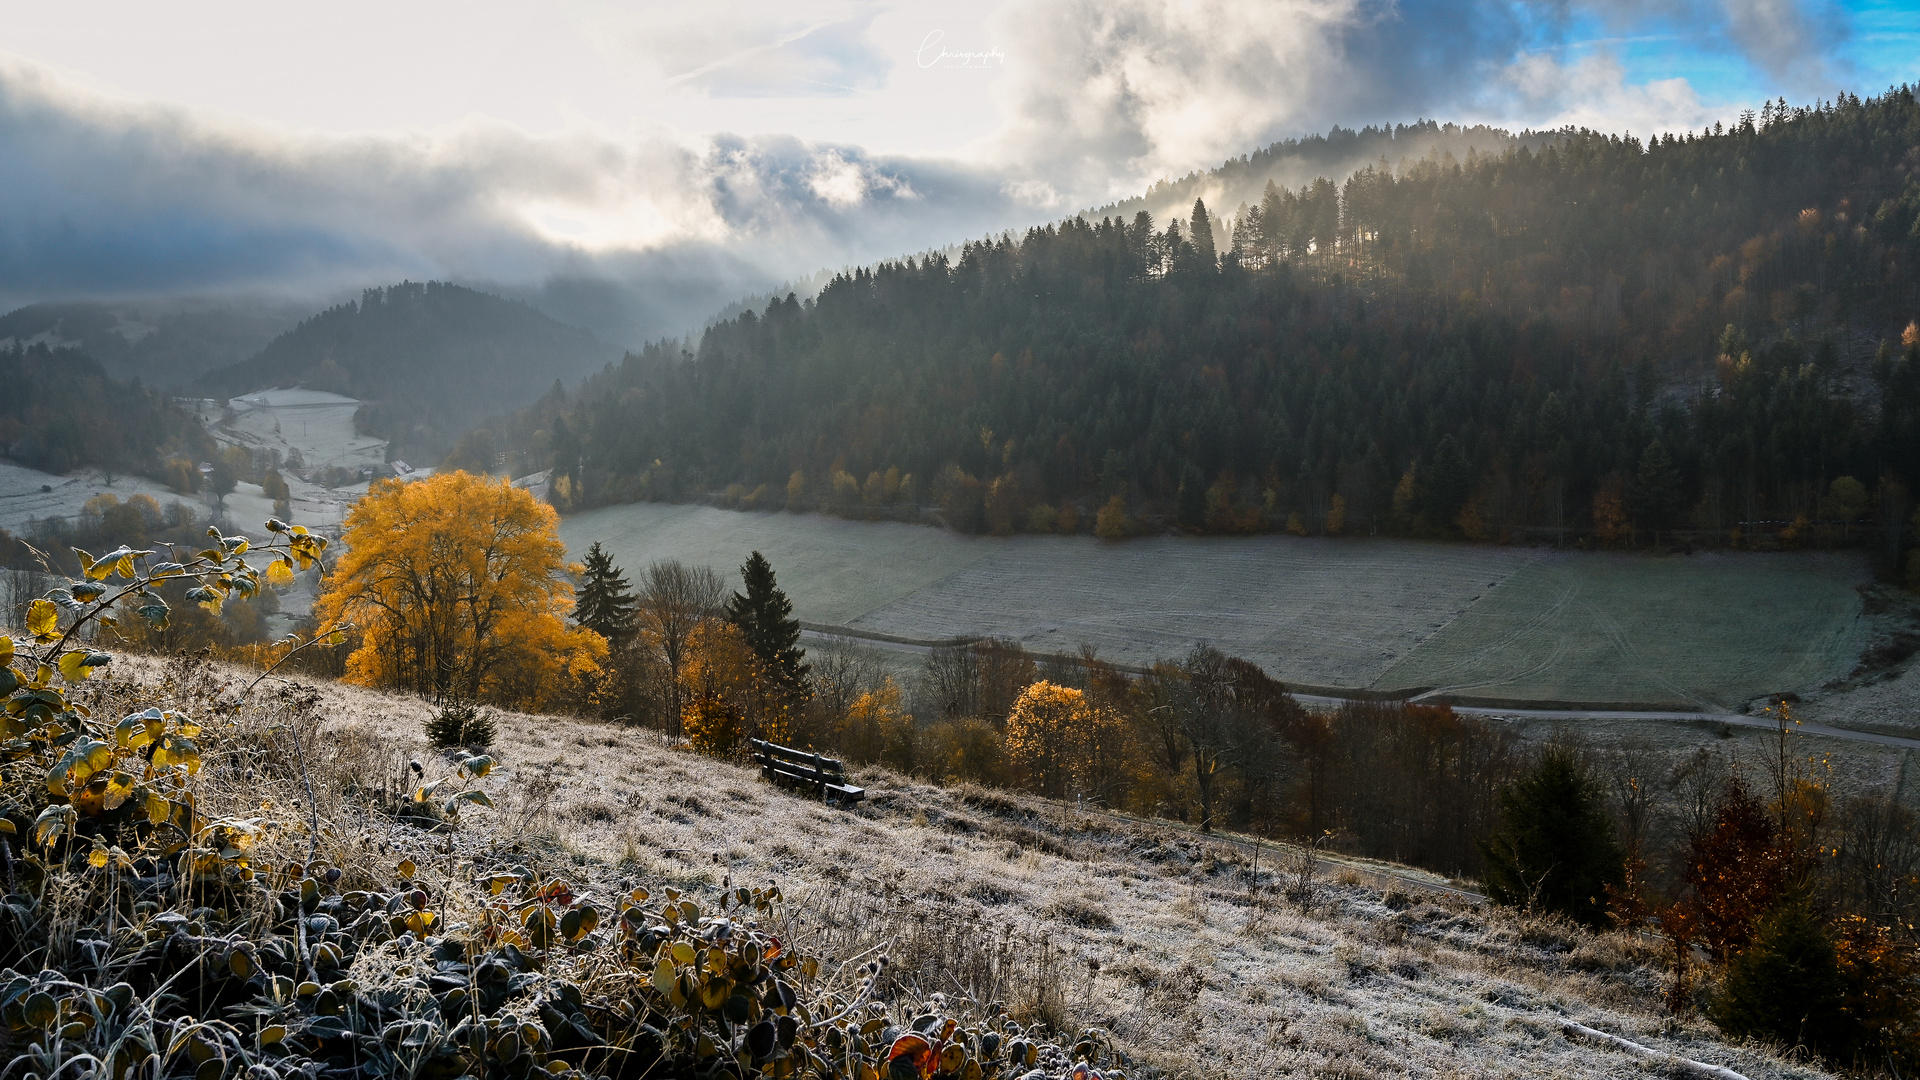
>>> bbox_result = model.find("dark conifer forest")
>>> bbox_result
[495,90,1920,554]
[0,342,211,477]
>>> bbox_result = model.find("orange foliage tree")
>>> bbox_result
[315,471,604,709]
[679,620,791,753]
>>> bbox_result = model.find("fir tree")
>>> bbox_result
[572,541,637,646]
[724,550,810,696]
[1188,198,1217,269]
[1480,746,1625,928]
[1629,439,1684,542]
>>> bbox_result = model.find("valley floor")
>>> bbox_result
[561,502,1873,713]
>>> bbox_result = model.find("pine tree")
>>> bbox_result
[572,541,637,646]
[1480,746,1625,928]
[724,550,809,696]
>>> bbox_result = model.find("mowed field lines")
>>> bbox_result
[561,502,1873,708]
[847,535,1537,686]
[560,503,997,626]
[1374,551,1871,708]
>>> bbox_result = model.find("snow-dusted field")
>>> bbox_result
[562,501,1870,707]
[0,461,201,533]
[201,388,387,474]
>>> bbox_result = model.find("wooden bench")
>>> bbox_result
[749,739,866,804]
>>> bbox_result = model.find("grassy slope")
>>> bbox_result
[139,654,1832,1080]
[558,502,1869,706]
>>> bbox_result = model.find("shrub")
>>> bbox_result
[427,697,497,749]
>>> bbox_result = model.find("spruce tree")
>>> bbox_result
[1480,746,1624,928]
[572,541,637,646]
[1188,198,1217,269]
[724,550,809,696]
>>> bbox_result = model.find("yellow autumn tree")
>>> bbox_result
[1006,680,1089,798]
[315,471,604,709]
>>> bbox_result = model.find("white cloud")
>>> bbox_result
[1495,51,1725,135]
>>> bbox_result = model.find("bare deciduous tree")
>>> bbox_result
[635,559,725,737]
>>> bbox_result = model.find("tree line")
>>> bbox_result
[470,87,1920,566]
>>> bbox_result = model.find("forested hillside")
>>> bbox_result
[0,341,212,478]
[197,281,620,460]
[0,297,304,390]
[506,89,1920,553]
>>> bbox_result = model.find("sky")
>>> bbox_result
[0,0,1914,344]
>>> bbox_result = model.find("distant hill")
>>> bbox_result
[196,281,621,461]
[0,342,212,478]
[508,88,1920,549]
[0,297,307,391]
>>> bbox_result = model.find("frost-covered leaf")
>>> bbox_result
[26,599,57,642]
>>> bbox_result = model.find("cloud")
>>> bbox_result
[1717,0,1847,87]
[579,1,894,98]
[982,0,1545,200]
[0,0,1865,346]
[0,54,1016,342]
[1494,52,1724,135]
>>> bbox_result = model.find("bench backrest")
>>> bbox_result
[749,739,847,782]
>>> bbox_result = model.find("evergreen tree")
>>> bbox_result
[572,541,637,646]
[1709,893,1857,1061]
[1629,439,1684,541]
[1188,198,1217,270]
[1480,746,1624,928]
[1420,435,1473,530]
[724,550,810,696]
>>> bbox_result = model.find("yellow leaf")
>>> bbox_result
[397,858,417,879]
[266,559,295,588]
[88,844,109,869]
[58,651,109,682]
[101,772,137,811]
[151,733,202,774]
[26,599,57,642]
[146,792,169,824]
[652,955,676,996]
[0,637,13,665]
[49,738,113,795]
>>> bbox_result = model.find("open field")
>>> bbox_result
[562,502,1872,709]
[85,651,1836,1080]
[1375,551,1871,710]
[198,387,389,474]
[0,460,201,533]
